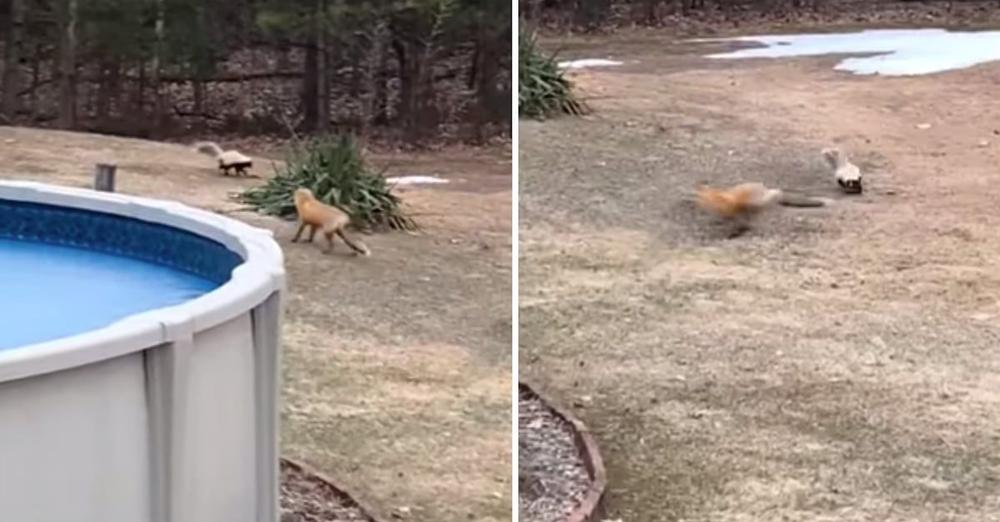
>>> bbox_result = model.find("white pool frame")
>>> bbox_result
[0,181,285,522]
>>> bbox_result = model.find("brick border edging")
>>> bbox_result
[280,456,388,522]
[520,382,608,522]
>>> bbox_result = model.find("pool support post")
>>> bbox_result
[95,163,117,192]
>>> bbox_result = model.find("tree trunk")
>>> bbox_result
[28,43,40,119]
[276,45,292,71]
[95,60,111,123]
[133,61,146,113]
[347,42,364,131]
[107,60,121,119]
[193,80,205,114]
[2,0,25,117]
[522,0,539,21]
[301,44,318,131]
[467,40,479,90]
[411,27,439,142]
[318,47,331,131]
[193,2,208,117]
[575,0,610,28]
[392,38,415,126]
[315,0,330,133]
[474,28,504,142]
[349,41,361,99]
[151,0,166,131]
[57,0,78,129]
[371,23,389,125]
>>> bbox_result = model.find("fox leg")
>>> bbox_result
[292,222,308,242]
[336,229,370,256]
[322,230,337,253]
[307,226,318,243]
[730,214,752,237]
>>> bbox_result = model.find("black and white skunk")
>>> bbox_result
[193,141,253,176]
[822,147,863,194]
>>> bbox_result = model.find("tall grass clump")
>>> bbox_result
[239,134,416,231]
[519,29,587,119]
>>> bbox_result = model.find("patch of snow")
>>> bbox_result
[385,175,450,185]
[558,58,624,69]
[695,29,1000,76]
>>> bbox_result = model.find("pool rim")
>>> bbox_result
[0,180,285,383]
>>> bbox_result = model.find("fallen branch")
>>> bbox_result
[17,77,55,97]
[172,106,224,121]
[123,71,303,84]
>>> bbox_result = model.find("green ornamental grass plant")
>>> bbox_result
[519,29,587,119]
[239,134,416,232]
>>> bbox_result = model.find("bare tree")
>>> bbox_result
[2,0,25,117]
[151,0,166,130]
[315,0,330,132]
[57,0,78,129]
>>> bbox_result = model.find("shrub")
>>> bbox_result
[239,134,416,231]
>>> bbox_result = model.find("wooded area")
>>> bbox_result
[0,0,511,144]
[522,0,1000,30]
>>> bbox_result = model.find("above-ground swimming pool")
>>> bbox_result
[0,201,240,349]
[0,181,285,522]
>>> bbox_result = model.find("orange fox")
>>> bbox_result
[696,182,823,232]
[291,188,370,256]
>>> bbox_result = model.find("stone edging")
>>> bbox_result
[280,457,387,522]
[520,382,608,522]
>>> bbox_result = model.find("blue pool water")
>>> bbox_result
[0,238,217,350]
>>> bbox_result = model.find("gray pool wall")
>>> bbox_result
[0,181,285,522]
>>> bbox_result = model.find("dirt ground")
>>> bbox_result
[520,33,1000,521]
[0,126,512,522]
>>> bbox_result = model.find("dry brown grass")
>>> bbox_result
[520,35,1000,521]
